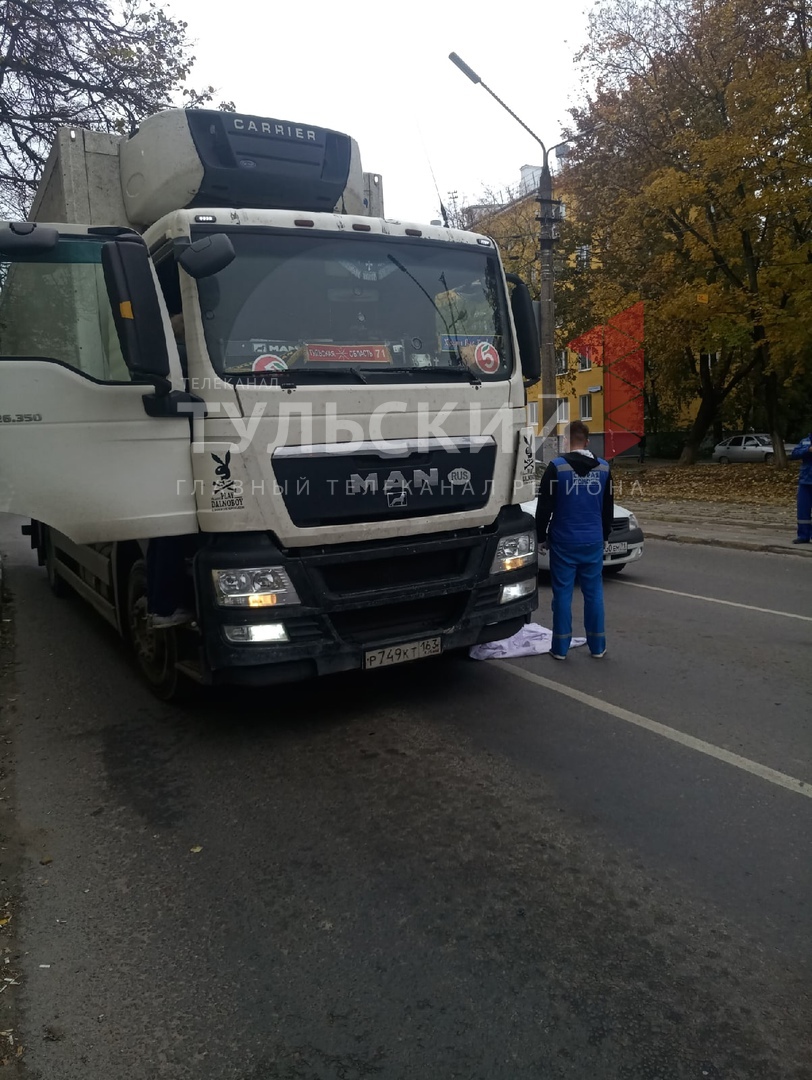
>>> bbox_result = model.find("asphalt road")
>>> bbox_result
[0,515,810,1080]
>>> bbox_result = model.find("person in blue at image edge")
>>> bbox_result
[535,421,614,660]
[791,430,812,544]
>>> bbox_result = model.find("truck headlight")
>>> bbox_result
[490,532,537,574]
[212,566,300,607]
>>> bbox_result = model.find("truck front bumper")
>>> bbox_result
[193,506,537,686]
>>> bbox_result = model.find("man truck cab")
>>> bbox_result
[0,109,540,698]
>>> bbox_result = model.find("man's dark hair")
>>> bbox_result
[566,421,590,443]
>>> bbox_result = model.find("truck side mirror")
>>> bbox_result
[0,222,59,255]
[176,233,235,279]
[506,274,541,383]
[102,238,171,392]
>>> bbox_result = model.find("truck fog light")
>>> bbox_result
[223,623,289,643]
[499,578,536,604]
[490,532,537,574]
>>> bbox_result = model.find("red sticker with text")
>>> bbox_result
[474,341,500,374]
[253,355,288,372]
[304,343,392,363]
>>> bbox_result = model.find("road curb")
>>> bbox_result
[633,512,793,531]
[644,528,812,557]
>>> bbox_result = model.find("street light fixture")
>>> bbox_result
[449,51,567,459]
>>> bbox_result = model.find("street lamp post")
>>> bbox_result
[449,52,566,459]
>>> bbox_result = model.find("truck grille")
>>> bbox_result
[272,440,496,527]
[329,595,467,643]
[318,547,470,594]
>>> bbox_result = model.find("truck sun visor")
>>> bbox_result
[119,109,359,226]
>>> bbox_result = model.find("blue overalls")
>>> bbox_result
[791,435,812,542]
[547,456,611,657]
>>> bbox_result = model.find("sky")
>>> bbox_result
[166,0,593,225]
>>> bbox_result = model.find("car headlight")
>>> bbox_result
[628,512,639,529]
[490,531,537,574]
[212,566,300,607]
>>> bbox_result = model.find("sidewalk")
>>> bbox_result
[622,497,812,558]
[600,456,811,558]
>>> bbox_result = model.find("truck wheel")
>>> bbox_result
[44,529,68,598]
[126,558,188,702]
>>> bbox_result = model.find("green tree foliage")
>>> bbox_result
[0,0,227,215]
[558,0,812,462]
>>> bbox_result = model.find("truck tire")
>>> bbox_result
[125,558,189,702]
[44,529,68,598]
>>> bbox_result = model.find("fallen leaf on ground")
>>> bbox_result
[615,462,799,505]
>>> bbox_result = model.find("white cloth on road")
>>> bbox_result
[469,623,587,660]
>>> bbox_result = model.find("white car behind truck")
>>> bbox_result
[521,497,644,573]
[0,108,542,698]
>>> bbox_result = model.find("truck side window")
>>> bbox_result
[0,239,130,383]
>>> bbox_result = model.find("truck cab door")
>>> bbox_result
[0,223,196,543]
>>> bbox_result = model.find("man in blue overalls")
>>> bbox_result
[535,421,614,659]
[790,431,812,544]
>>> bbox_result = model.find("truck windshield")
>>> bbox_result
[0,236,127,382]
[192,229,514,382]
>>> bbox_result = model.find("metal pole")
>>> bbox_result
[448,53,564,460]
[537,152,557,460]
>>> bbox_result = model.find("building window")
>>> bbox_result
[556,349,568,375]
[557,397,570,423]
[577,351,592,371]
[527,401,538,428]
[579,394,592,421]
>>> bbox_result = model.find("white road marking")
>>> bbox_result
[615,579,812,622]
[493,660,812,800]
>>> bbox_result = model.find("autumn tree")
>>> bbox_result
[449,184,541,292]
[558,0,812,463]
[0,0,228,216]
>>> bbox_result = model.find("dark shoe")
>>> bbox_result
[792,538,810,545]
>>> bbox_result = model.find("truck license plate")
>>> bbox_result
[364,637,442,669]
[606,542,628,555]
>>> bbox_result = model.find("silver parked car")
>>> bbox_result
[712,434,795,464]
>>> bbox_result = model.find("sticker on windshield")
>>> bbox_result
[441,334,495,351]
[252,355,289,372]
[473,341,501,374]
[304,344,392,364]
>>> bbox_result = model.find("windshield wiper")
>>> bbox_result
[228,366,370,385]
[366,366,482,385]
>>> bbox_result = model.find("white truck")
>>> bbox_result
[0,109,541,698]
